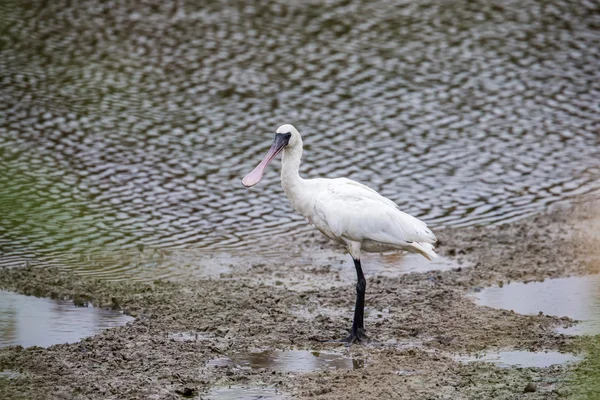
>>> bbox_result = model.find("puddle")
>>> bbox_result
[0,370,19,379]
[207,350,363,372]
[0,291,134,348]
[204,386,283,400]
[257,251,460,291]
[168,332,212,342]
[473,275,600,335]
[456,350,582,368]
[321,251,460,280]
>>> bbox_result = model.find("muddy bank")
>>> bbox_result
[0,201,599,399]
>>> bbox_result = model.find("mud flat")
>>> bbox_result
[0,200,599,399]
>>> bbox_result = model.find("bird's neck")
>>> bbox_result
[280,144,304,201]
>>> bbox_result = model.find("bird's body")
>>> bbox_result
[243,124,437,343]
[283,176,437,260]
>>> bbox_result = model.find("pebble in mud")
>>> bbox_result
[175,387,198,398]
[524,382,537,393]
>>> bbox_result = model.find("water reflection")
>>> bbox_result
[205,386,283,400]
[0,291,134,348]
[1,0,599,279]
[0,370,19,379]
[255,251,459,290]
[455,350,582,368]
[473,275,600,335]
[168,331,212,342]
[207,350,363,372]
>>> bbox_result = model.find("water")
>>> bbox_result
[168,331,212,342]
[0,370,19,379]
[456,350,582,368]
[253,252,458,291]
[1,0,599,280]
[0,290,134,348]
[207,350,363,372]
[473,275,600,335]
[205,386,283,400]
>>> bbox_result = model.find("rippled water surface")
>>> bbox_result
[1,0,599,279]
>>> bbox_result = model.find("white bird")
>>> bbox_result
[242,124,437,343]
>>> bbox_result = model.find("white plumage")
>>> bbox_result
[307,177,437,260]
[242,124,437,343]
[242,124,437,262]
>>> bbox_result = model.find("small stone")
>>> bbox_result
[524,382,536,393]
[73,295,88,307]
[175,387,197,398]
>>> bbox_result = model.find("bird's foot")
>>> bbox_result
[315,328,369,346]
[341,328,369,345]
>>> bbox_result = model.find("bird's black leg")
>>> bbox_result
[343,258,368,344]
[313,258,369,345]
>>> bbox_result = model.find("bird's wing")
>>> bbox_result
[311,179,437,246]
[332,178,400,209]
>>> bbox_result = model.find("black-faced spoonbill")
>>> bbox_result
[242,124,437,344]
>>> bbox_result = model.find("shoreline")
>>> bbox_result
[0,201,599,399]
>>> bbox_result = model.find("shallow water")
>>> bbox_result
[0,290,134,348]
[252,252,459,291]
[456,350,582,368]
[205,386,283,400]
[0,370,19,379]
[168,331,212,342]
[0,0,599,280]
[207,350,363,372]
[473,275,600,335]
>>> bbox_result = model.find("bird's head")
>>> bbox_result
[275,123,301,148]
[242,124,301,187]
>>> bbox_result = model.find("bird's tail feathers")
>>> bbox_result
[409,242,438,261]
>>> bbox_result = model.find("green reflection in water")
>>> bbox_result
[0,156,130,271]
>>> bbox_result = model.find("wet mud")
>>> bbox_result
[0,200,599,399]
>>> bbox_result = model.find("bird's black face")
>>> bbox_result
[273,132,292,147]
[242,132,291,187]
